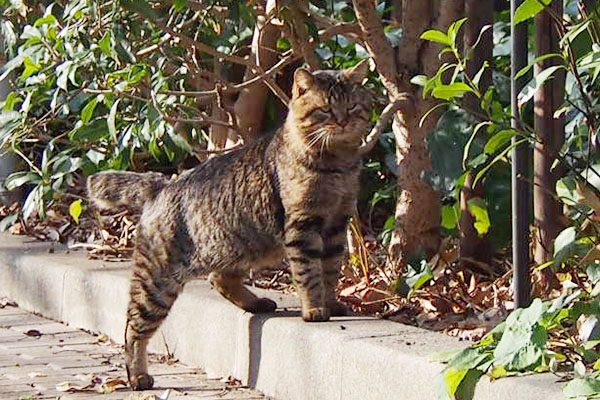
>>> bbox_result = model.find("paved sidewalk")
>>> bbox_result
[0,302,267,400]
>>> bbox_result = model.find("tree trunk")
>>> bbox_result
[459,0,494,273]
[229,0,280,142]
[353,0,464,269]
[388,0,464,267]
[532,0,564,291]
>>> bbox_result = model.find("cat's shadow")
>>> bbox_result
[246,308,372,387]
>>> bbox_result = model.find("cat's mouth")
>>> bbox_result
[305,123,366,153]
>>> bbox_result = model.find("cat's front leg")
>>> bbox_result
[284,216,328,322]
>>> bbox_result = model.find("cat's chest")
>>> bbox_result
[278,166,358,212]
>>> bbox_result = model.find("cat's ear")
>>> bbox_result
[293,68,313,98]
[343,59,369,84]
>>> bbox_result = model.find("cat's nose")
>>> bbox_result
[336,113,349,126]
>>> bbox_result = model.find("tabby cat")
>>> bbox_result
[87,60,372,391]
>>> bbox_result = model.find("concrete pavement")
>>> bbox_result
[0,302,267,399]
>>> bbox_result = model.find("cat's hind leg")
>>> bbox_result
[208,269,277,313]
[125,262,183,390]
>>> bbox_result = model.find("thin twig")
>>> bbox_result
[358,96,409,155]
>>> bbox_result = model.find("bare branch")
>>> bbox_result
[288,1,319,69]
[352,0,401,100]
[150,91,237,131]
[150,19,253,68]
[358,97,409,155]
[232,51,299,91]
[317,23,363,42]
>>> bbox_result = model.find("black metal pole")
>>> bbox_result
[511,0,532,308]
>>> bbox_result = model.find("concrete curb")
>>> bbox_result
[0,233,564,400]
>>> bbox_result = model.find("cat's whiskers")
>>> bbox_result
[306,128,329,151]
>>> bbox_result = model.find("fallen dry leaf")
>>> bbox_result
[127,393,157,400]
[0,297,17,308]
[24,329,42,338]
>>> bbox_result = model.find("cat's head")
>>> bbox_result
[286,60,372,153]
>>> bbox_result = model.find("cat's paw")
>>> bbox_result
[302,307,331,322]
[129,373,154,391]
[245,297,277,313]
[327,300,350,317]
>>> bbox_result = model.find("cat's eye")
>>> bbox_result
[319,106,331,113]
[349,104,362,113]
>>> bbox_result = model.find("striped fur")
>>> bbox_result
[86,61,372,391]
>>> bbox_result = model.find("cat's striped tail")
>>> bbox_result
[87,170,169,210]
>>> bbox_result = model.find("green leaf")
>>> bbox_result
[120,0,159,20]
[2,93,22,111]
[277,37,291,51]
[80,98,98,124]
[490,365,507,379]
[514,0,552,25]
[107,99,120,143]
[432,82,476,100]
[462,121,492,170]
[34,14,57,27]
[0,110,22,129]
[441,204,458,230]
[410,75,428,87]
[4,171,40,190]
[440,348,491,398]
[69,119,109,142]
[484,129,518,154]
[467,197,491,235]
[420,30,451,46]
[237,2,255,29]
[563,377,600,398]
[447,17,468,46]
[173,0,188,11]
[0,46,38,81]
[556,177,578,206]
[99,32,118,61]
[69,199,82,224]
[474,139,528,187]
[554,226,577,265]
[518,65,564,107]
[0,213,18,232]
[493,298,548,370]
[20,57,41,80]
[406,262,433,291]
[515,53,563,80]
[562,19,592,46]
[444,367,469,397]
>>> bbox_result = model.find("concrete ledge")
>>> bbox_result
[0,233,564,400]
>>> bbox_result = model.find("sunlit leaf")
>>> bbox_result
[484,129,518,154]
[107,99,120,143]
[517,65,565,107]
[80,98,98,124]
[69,199,82,224]
[563,377,600,399]
[514,0,552,25]
[493,298,548,370]
[554,227,577,265]
[467,197,491,235]
[420,30,451,46]
[432,83,477,100]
